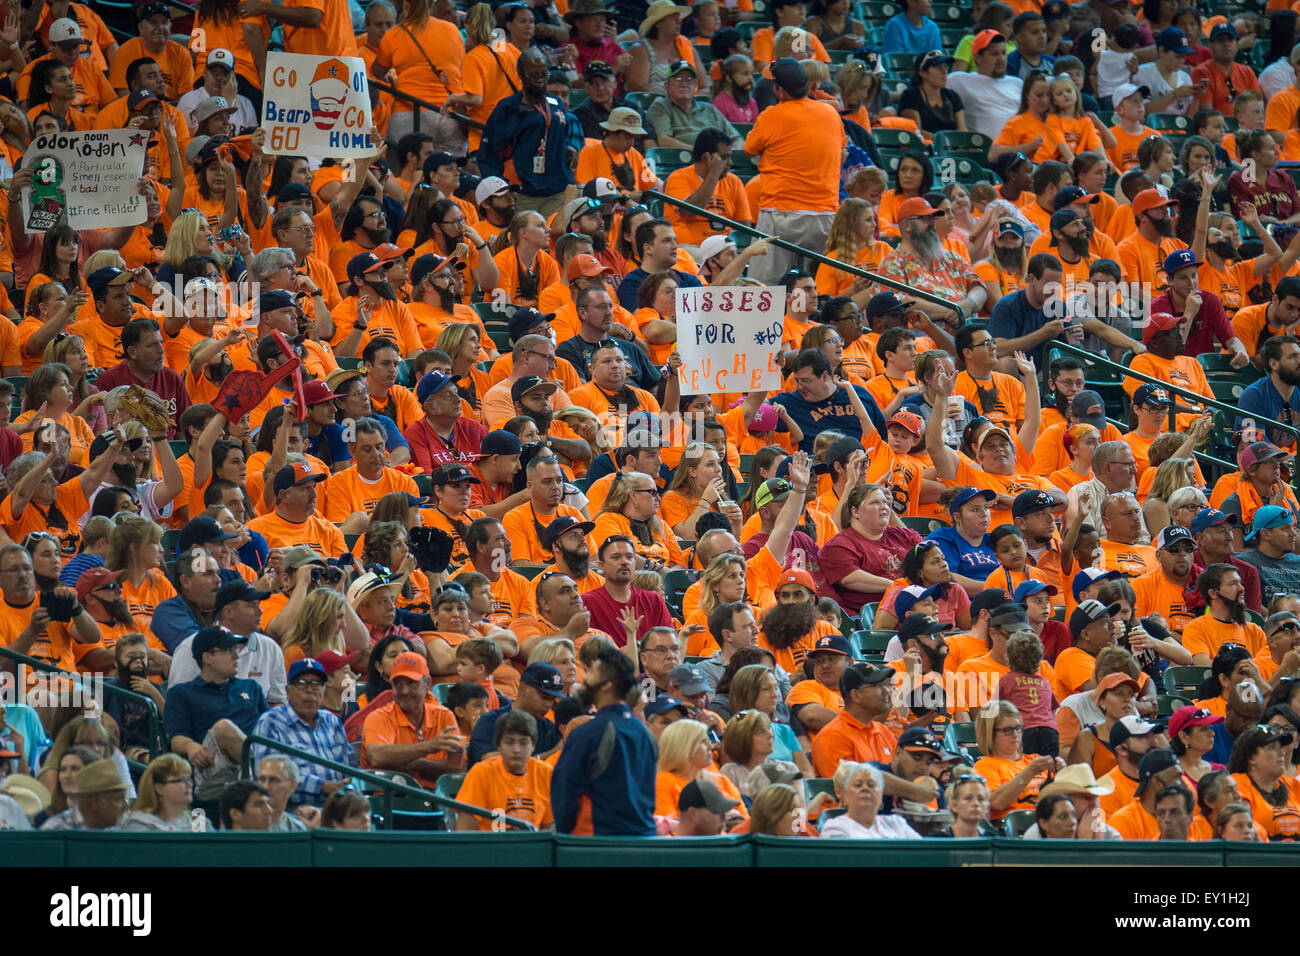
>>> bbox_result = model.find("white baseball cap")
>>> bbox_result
[474,175,513,206]
[699,234,737,263]
[1110,82,1150,105]
[49,17,83,44]
[206,48,236,72]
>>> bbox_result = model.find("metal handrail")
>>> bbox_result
[640,189,966,317]
[0,645,166,758]
[239,733,535,830]
[367,79,486,132]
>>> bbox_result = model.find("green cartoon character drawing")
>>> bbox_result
[26,154,66,232]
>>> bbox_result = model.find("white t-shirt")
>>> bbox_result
[819,812,922,839]
[1258,59,1295,103]
[1133,62,1192,115]
[945,72,1024,141]
[1097,48,1134,99]
[176,88,260,137]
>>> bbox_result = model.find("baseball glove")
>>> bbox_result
[119,385,173,435]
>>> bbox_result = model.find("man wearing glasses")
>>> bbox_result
[71,565,162,678]
[251,657,354,808]
[168,580,287,706]
[412,197,498,306]
[481,325,572,425]
[1255,611,1300,685]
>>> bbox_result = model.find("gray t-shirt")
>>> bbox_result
[1239,548,1300,608]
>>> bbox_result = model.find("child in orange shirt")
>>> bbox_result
[1042,75,1109,164]
[983,524,1053,595]
[455,709,554,830]
[456,637,504,709]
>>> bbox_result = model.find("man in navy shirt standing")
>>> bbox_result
[773,349,885,453]
[1238,334,1300,448]
[478,48,584,218]
[551,645,657,835]
[164,625,268,800]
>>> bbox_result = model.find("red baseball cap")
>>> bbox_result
[314,649,361,675]
[566,253,614,282]
[1142,311,1180,343]
[76,567,124,603]
[972,28,1005,54]
[301,380,339,406]
[889,410,924,437]
[1167,704,1224,738]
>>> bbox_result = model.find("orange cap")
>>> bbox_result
[896,197,942,221]
[775,569,817,597]
[1131,188,1176,218]
[390,651,429,682]
[972,29,1004,54]
[566,253,613,281]
[1094,671,1140,699]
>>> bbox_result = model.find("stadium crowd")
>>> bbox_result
[0,0,1298,844]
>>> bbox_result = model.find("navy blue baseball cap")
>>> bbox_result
[520,662,564,697]
[1072,567,1121,600]
[948,486,997,515]
[808,633,853,657]
[1163,248,1200,276]
[288,657,327,682]
[416,371,457,403]
[258,288,297,314]
[1155,26,1195,54]
[1013,579,1059,601]
[644,694,690,718]
[1012,489,1063,519]
[1190,508,1239,535]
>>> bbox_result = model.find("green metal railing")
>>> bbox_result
[0,645,166,758]
[367,79,486,134]
[641,190,966,318]
[239,733,535,831]
[1044,340,1298,487]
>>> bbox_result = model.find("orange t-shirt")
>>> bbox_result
[1199,258,1268,319]
[948,457,1057,528]
[360,696,460,788]
[994,111,1050,153]
[663,166,753,248]
[501,502,593,564]
[282,0,356,58]
[1231,771,1300,841]
[450,566,537,627]
[376,17,465,106]
[456,754,553,829]
[321,466,419,523]
[576,140,659,192]
[1180,615,1266,661]
[815,241,894,298]
[810,710,898,777]
[108,38,194,100]
[953,369,1025,431]
[750,26,829,64]
[655,768,748,819]
[1107,124,1158,172]
[121,569,177,631]
[460,41,521,148]
[590,510,685,568]
[1098,539,1157,580]
[247,511,347,556]
[743,98,844,213]
[1131,568,1196,634]
[328,298,425,357]
[1040,113,1101,162]
[492,247,561,309]
[1115,232,1187,293]
[973,752,1049,819]
[0,479,89,556]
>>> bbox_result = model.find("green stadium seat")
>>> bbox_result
[1197,352,1261,382]
[1148,114,1190,132]
[872,126,926,153]
[731,122,753,139]
[664,568,692,617]
[161,529,181,554]
[850,629,894,658]
[858,602,878,628]
[397,357,415,387]
[169,440,188,458]
[414,474,434,496]
[647,147,693,179]
[1003,808,1037,838]
[929,1,970,23]
[486,326,512,351]
[431,771,465,830]
[803,777,835,801]
[568,90,588,108]
[431,682,457,704]
[857,0,902,22]
[938,25,968,47]
[838,605,858,637]
[625,92,662,113]
[1163,666,1211,697]
[738,20,762,40]
[932,129,992,160]
[513,564,547,579]
[730,148,758,180]
[900,515,948,534]
[828,49,854,65]
[884,52,918,73]
[943,720,977,755]
[1157,693,1193,716]
[336,357,361,371]
[473,301,515,323]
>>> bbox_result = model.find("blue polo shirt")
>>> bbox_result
[163,675,268,747]
[773,384,887,454]
[925,526,999,581]
[551,702,657,835]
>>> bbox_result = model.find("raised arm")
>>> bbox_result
[924,367,959,481]
[765,450,810,566]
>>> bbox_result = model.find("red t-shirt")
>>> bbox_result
[580,586,674,647]
[818,525,923,613]
[996,671,1056,730]
[1148,289,1235,359]
[95,362,191,437]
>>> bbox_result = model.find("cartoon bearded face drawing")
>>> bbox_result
[308,58,350,131]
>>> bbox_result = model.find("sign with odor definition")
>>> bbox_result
[20,129,148,234]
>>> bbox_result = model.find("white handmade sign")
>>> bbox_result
[675,285,786,395]
[21,129,148,234]
[261,53,373,156]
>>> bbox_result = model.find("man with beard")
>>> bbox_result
[1131,525,1198,638]
[168,580,286,705]
[482,333,572,426]
[407,252,480,347]
[557,286,661,390]
[331,252,423,359]
[562,193,627,278]
[947,30,1024,140]
[1191,508,1263,614]
[466,662,564,767]
[1239,336,1300,451]
[1020,162,1072,239]
[479,49,584,219]
[85,422,184,526]
[1148,248,1249,369]
[1198,209,1300,321]
[1124,310,1214,429]
[1115,189,1187,296]
[248,462,345,556]
[404,370,487,470]
[472,177,518,245]
[100,633,167,760]
[757,569,835,676]
[1042,210,1097,297]
[569,341,663,433]
[505,377,593,466]
[1030,187,1121,260]
[544,515,604,592]
[94,317,190,437]
[581,536,674,645]
[501,454,594,563]
[330,194,392,291]
[412,198,498,306]
[879,198,987,326]
[150,548,221,653]
[975,220,1030,311]
[1182,564,1267,665]
[552,644,656,834]
[69,567,164,676]
[451,516,538,626]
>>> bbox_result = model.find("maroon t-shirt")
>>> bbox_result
[1149,289,1234,358]
[95,362,191,438]
[818,525,922,613]
[582,585,674,647]
[743,529,822,588]
[997,671,1056,730]
[1039,620,1073,664]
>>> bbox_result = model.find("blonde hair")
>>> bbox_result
[657,718,709,774]
[773,25,812,59]
[666,441,719,497]
[1049,74,1084,118]
[1149,456,1194,503]
[433,322,479,360]
[975,700,1022,756]
[944,772,989,807]
[121,422,156,479]
[134,754,191,814]
[83,249,126,273]
[282,589,346,657]
[832,759,882,793]
[697,553,746,616]
[107,515,163,572]
[465,2,495,46]
[825,197,872,262]
[836,59,878,106]
[163,210,226,269]
[528,636,576,668]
